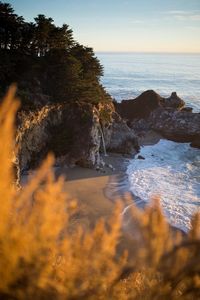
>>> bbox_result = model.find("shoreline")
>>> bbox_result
[21,153,131,231]
[53,130,163,229]
[55,153,132,229]
[21,130,187,236]
[59,130,186,236]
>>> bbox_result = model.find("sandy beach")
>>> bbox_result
[54,131,162,230]
[55,153,132,229]
[21,130,162,231]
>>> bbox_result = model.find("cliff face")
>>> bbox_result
[15,100,139,175]
[16,102,101,172]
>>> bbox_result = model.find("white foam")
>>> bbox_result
[127,139,200,232]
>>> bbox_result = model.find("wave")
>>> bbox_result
[126,140,200,232]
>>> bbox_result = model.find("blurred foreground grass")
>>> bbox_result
[0,87,200,300]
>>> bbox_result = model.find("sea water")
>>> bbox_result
[98,52,200,231]
[98,52,200,111]
[127,140,200,232]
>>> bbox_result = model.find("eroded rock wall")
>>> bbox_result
[16,102,102,172]
[15,100,139,176]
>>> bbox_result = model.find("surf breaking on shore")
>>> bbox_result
[127,139,200,232]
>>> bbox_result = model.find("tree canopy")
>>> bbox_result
[0,2,111,108]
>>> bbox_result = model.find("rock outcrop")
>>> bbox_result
[115,90,200,149]
[15,100,139,176]
[16,102,103,171]
[163,92,185,109]
[150,108,200,145]
[114,90,164,120]
[114,90,186,122]
[105,112,139,154]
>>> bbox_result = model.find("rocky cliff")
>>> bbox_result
[16,102,101,172]
[16,88,197,184]
[115,90,200,149]
[15,100,139,178]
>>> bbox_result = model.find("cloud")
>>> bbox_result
[168,10,190,15]
[130,20,144,24]
[166,10,200,21]
[185,25,200,31]
[175,14,200,21]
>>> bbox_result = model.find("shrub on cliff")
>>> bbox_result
[0,2,111,108]
[1,87,200,299]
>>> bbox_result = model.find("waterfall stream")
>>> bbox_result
[99,124,108,156]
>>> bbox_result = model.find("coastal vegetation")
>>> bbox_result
[1,87,200,300]
[0,2,111,109]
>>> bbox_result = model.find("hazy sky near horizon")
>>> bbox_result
[6,0,200,53]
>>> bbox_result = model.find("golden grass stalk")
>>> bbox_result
[0,87,200,299]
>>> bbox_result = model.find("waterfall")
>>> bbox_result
[99,124,108,156]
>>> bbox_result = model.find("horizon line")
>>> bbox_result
[95,50,200,55]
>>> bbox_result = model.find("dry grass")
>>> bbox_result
[0,87,200,299]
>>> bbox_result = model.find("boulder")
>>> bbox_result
[137,155,145,160]
[190,139,200,149]
[181,107,193,113]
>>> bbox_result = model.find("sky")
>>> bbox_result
[6,0,200,53]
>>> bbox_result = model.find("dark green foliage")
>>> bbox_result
[44,49,82,102]
[0,2,111,108]
[0,2,24,50]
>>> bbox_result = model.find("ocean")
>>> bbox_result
[98,52,200,111]
[97,52,200,232]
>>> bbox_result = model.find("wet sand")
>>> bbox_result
[56,153,132,229]
[21,131,162,230]
[21,131,184,240]
[54,131,162,229]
